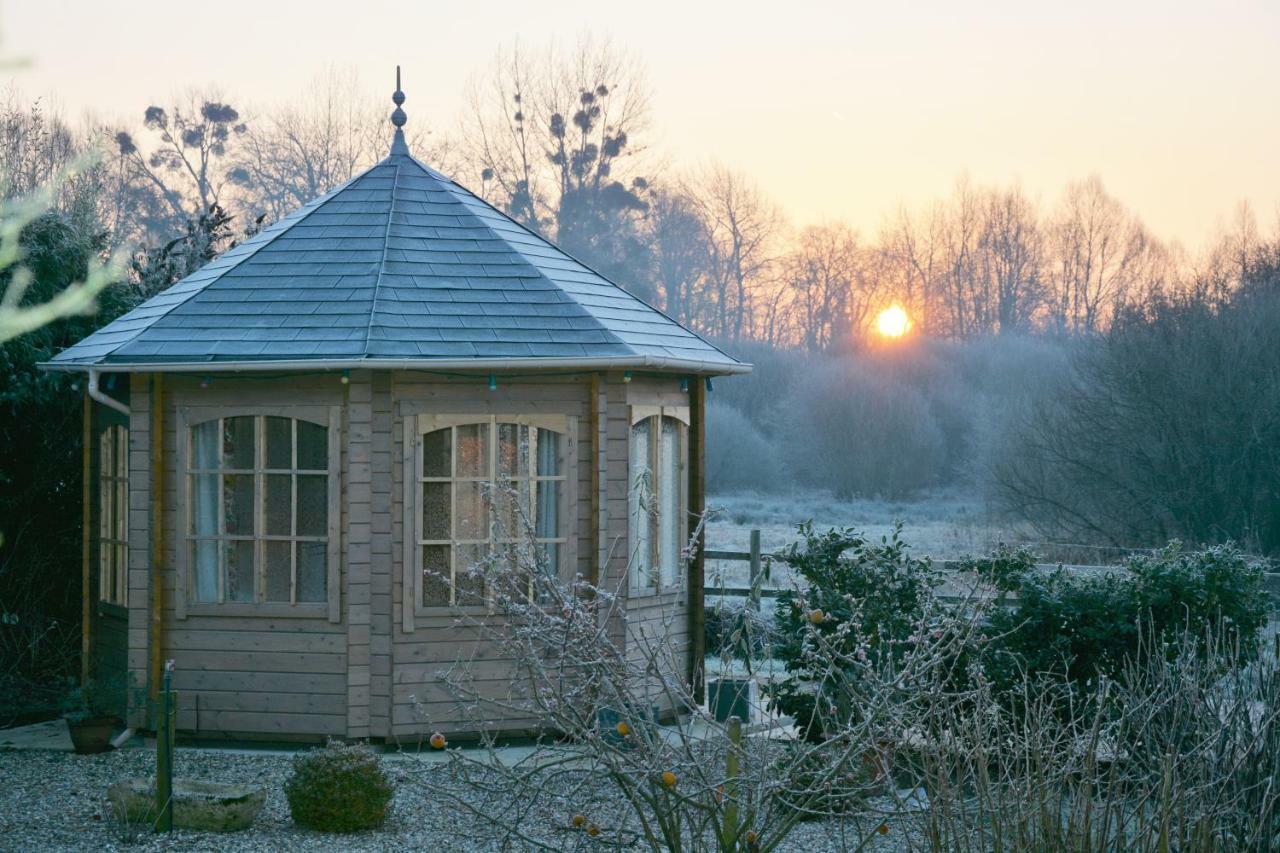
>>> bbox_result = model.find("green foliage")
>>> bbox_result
[0,211,141,633]
[284,740,394,833]
[982,542,1268,699]
[764,522,940,740]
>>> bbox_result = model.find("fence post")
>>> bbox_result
[748,530,762,611]
[156,659,175,833]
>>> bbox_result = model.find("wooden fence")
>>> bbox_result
[704,529,1280,613]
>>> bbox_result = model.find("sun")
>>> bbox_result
[874,304,912,338]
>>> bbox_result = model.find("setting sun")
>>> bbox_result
[874,305,912,338]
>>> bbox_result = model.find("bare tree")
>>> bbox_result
[1046,175,1151,333]
[978,185,1045,334]
[782,223,879,352]
[689,164,783,342]
[230,67,445,222]
[461,38,654,296]
[646,184,711,329]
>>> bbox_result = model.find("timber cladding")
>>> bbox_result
[109,370,694,741]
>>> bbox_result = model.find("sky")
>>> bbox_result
[4,0,1279,249]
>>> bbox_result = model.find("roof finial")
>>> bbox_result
[390,66,409,156]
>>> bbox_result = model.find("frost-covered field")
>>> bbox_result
[703,489,1026,589]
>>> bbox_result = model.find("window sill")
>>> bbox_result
[184,602,331,619]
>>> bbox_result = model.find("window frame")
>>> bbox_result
[175,405,341,621]
[401,412,576,629]
[628,405,689,596]
[97,423,129,607]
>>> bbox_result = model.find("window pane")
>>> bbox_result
[223,416,256,469]
[264,540,291,602]
[659,419,682,587]
[494,481,529,539]
[115,544,128,605]
[422,482,451,540]
[497,422,528,477]
[628,419,653,587]
[225,540,255,602]
[193,540,218,602]
[100,429,113,477]
[455,543,488,605]
[423,545,450,606]
[296,475,327,537]
[456,481,488,539]
[422,428,451,477]
[99,543,113,603]
[223,474,255,536]
[192,420,219,469]
[115,426,128,474]
[540,542,560,579]
[536,479,560,540]
[455,422,489,478]
[297,541,327,603]
[536,428,561,477]
[265,417,293,469]
[297,421,328,470]
[265,474,292,536]
[191,474,219,536]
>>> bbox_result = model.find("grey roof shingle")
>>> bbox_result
[51,132,743,374]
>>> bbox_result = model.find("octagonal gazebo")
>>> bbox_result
[43,74,748,741]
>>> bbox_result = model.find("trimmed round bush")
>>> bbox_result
[284,740,394,832]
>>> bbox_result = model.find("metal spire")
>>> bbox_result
[390,66,408,155]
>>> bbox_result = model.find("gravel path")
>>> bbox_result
[0,747,915,851]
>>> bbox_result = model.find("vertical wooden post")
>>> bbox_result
[588,374,601,587]
[156,661,174,833]
[81,388,92,685]
[149,374,164,708]
[721,715,742,849]
[687,378,707,704]
[748,529,762,611]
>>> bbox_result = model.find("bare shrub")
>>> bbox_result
[706,401,784,493]
[783,359,946,499]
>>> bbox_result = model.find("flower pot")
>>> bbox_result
[67,716,116,754]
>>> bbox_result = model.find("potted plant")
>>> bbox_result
[62,679,118,754]
[706,602,764,723]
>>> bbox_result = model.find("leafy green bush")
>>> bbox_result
[765,522,941,740]
[284,740,394,832]
[982,542,1268,699]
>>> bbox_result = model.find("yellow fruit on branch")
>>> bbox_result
[587,823,601,837]
[615,721,631,737]
[429,732,446,750]
[571,813,586,828]
[877,822,889,835]
[661,771,677,788]
[808,608,825,625]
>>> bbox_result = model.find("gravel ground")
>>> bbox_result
[0,747,916,852]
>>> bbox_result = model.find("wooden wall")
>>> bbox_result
[116,369,694,740]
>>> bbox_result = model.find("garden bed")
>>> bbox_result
[0,747,914,851]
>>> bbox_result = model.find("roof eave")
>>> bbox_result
[38,354,753,377]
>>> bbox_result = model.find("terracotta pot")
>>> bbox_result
[67,716,116,754]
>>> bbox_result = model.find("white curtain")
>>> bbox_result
[191,420,219,602]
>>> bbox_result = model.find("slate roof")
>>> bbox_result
[47,132,745,375]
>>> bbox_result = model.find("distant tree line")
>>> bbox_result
[2,38,1280,655]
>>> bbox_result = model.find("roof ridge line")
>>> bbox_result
[403,154,738,365]
[363,155,404,356]
[74,163,384,365]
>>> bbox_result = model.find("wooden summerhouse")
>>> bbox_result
[44,78,748,741]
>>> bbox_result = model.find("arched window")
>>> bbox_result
[98,425,129,606]
[181,411,338,616]
[628,410,688,592]
[406,414,571,611]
